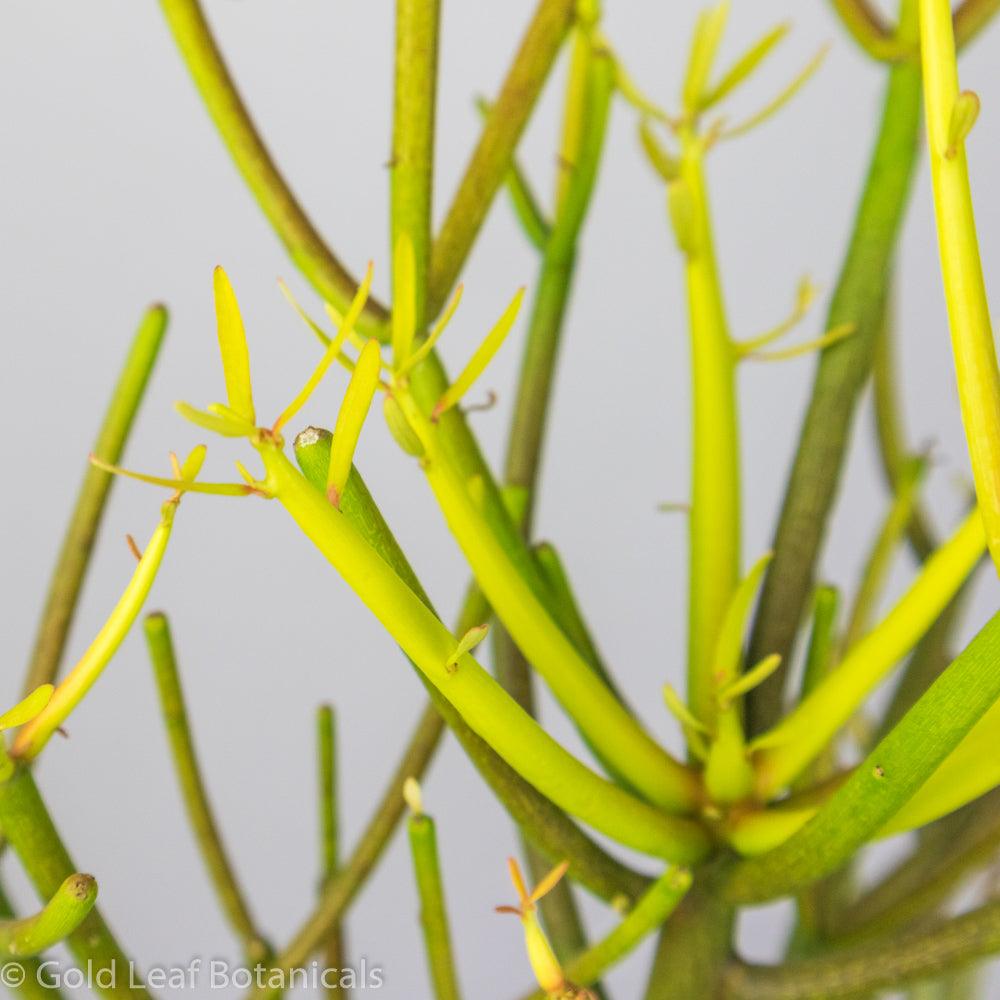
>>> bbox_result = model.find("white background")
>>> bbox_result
[2,1,1000,996]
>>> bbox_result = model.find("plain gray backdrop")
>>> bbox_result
[2,1,1000,996]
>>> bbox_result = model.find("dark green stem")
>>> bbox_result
[427,0,575,316]
[144,613,269,963]
[831,788,1000,941]
[316,705,345,997]
[745,49,922,735]
[728,609,1000,904]
[725,899,1000,999]
[0,768,150,999]
[24,305,166,694]
[643,865,735,1000]
[493,35,614,976]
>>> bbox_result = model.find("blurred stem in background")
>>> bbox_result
[746,0,922,734]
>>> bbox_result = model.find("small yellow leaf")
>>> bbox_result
[433,288,525,420]
[446,623,490,672]
[946,90,981,159]
[327,339,381,506]
[0,686,55,731]
[274,263,374,434]
[213,267,256,424]
[175,402,255,438]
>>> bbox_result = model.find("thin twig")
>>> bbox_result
[144,613,270,963]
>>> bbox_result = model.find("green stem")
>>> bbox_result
[295,439,651,901]
[23,305,166,695]
[316,705,345,997]
[407,811,462,1000]
[728,608,1000,903]
[427,0,575,317]
[673,136,741,728]
[0,874,97,957]
[643,864,735,1000]
[494,32,613,976]
[831,788,1000,941]
[261,442,709,861]
[919,0,1000,577]
[251,703,442,1000]
[753,507,983,796]
[0,768,150,999]
[157,0,389,335]
[745,31,922,735]
[317,706,338,889]
[260,446,650,996]
[391,0,440,330]
[725,899,1000,999]
[398,398,700,813]
[144,613,269,963]
[0,880,64,1000]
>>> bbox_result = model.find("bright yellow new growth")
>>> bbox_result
[445,623,490,672]
[920,0,1000,576]
[720,44,830,140]
[397,283,464,377]
[13,498,180,761]
[499,857,570,996]
[432,288,525,420]
[700,22,788,111]
[213,267,256,424]
[273,262,374,434]
[682,2,730,115]
[0,686,54,731]
[752,508,986,794]
[392,234,417,370]
[327,339,382,507]
[402,776,423,816]
[90,456,252,498]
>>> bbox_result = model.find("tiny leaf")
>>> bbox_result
[327,339,381,507]
[946,90,981,159]
[0,686,54,731]
[433,288,525,420]
[212,267,256,424]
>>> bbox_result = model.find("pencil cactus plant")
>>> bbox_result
[5,0,1000,997]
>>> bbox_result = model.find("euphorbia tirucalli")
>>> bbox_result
[5,0,1000,998]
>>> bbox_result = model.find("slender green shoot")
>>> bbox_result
[144,613,269,962]
[12,494,182,762]
[919,0,1000,577]
[404,780,462,1000]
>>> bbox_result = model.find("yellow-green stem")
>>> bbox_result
[675,137,741,726]
[919,0,1000,577]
